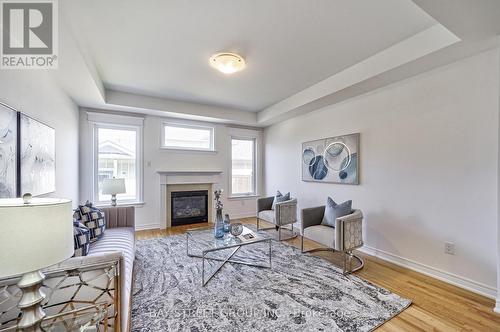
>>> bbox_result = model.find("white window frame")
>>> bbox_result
[161,122,215,152]
[229,136,257,198]
[92,122,143,206]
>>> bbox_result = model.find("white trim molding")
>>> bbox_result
[494,299,500,313]
[359,245,497,299]
[157,170,222,176]
[135,223,161,231]
[87,111,144,126]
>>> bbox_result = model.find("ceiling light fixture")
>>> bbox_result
[209,53,245,74]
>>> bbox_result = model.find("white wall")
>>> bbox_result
[264,49,499,298]
[0,71,79,205]
[80,112,263,230]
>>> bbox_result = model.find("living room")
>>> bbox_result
[1,1,500,331]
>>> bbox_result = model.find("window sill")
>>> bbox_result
[160,147,218,154]
[228,195,260,200]
[94,201,145,208]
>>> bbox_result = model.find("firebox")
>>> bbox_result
[171,190,209,226]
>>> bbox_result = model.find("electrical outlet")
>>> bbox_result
[444,241,455,255]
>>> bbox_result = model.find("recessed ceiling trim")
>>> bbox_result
[104,89,258,126]
[258,24,460,125]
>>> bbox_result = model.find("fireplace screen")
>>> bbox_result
[171,190,208,226]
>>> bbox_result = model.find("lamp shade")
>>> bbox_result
[102,178,126,195]
[0,198,73,279]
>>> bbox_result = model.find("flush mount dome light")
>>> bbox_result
[209,53,246,74]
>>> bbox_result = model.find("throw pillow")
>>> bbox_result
[321,197,352,227]
[73,201,106,242]
[78,201,93,215]
[73,221,91,257]
[271,190,291,210]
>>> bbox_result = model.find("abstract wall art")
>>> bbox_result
[0,102,56,197]
[0,103,18,198]
[20,114,56,196]
[302,133,359,184]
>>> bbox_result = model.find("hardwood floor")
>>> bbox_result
[136,217,500,331]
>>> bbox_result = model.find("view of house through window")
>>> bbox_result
[96,126,138,202]
[163,123,214,150]
[231,138,255,195]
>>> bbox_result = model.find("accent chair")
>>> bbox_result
[257,196,298,241]
[301,206,364,275]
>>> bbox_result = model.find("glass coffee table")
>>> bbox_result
[186,226,272,286]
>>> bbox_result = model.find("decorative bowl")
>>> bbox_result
[230,223,243,236]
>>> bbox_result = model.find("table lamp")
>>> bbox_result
[0,196,73,331]
[102,178,126,206]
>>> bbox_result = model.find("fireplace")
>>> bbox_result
[171,190,209,226]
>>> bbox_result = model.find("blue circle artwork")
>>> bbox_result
[338,153,357,182]
[302,148,315,165]
[325,142,344,158]
[309,155,328,180]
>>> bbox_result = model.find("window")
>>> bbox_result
[93,124,142,204]
[230,138,256,196]
[162,123,214,151]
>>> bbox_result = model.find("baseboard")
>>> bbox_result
[359,245,497,299]
[494,299,500,313]
[135,223,161,231]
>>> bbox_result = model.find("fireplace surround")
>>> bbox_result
[159,171,222,229]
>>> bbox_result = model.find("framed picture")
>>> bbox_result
[0,102,18,198]
[20,114,56,196]
[302,133,359,184]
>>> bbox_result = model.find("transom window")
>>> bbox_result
[162,122,214,151]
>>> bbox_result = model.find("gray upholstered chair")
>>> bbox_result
[301,206,364,275]
[257,196,298,241]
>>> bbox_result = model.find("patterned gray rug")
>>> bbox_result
[131,229,411,331]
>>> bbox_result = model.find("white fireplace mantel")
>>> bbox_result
[158,170,223,228]
[157,170,223,185]
[157,170,223,176]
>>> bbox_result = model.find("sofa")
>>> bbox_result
[92,206,135,331]
[0,206,135,332]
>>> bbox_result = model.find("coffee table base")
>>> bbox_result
[187,239,272,287]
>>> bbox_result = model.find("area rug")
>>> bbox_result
[131,229,411,331]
